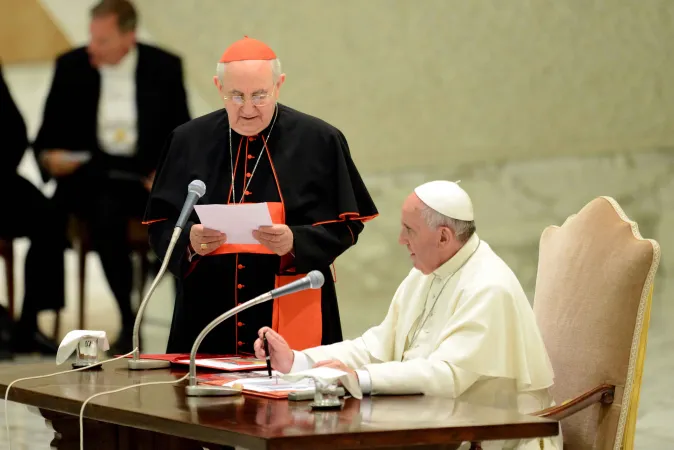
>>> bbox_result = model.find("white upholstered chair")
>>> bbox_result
[532,196,659,449]
[471,196,659,450]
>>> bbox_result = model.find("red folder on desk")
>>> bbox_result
[127,354,268,372]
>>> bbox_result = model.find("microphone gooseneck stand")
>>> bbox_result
[128,227,182,370]
[185,270,325,397]
[128,179,206,370]
[185,292,275,396]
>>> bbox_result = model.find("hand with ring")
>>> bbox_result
[190,224,227,256]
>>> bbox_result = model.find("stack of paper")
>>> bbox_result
[199,372,315,399]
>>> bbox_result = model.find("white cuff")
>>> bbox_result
[186,245,197,262]
[355,369,372,395]
[290,351,312,372]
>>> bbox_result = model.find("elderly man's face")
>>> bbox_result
[398,194,446,275]
[87,14,135,67]
[214,60,285,136]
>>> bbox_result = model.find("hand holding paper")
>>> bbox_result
[195,203,274,245]
[252,224,294,256]
[190,224,227,256]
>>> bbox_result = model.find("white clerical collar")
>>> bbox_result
[432,233,480,279]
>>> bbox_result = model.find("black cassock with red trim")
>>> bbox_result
[143,104,378,355]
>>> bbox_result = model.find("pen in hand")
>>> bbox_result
[263,332,273,379]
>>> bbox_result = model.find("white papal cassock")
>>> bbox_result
[290,233,562,449]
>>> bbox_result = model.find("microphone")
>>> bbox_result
[128,179,207,370]
[176,180,207,230]
[185,270,325,396]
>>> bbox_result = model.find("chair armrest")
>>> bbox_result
[534,383,615,421]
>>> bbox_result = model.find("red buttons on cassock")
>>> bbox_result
[246,172,252,178]
[237,322,244,327]
[237,264,245,269]
[248,136,256,141]
[247,154,255,159]
[237,341,244,346]
[245,190,252,196]
[237,284,244,289]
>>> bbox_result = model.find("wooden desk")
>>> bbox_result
[0,360,558,449]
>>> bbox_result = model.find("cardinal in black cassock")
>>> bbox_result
[144,37,378,356]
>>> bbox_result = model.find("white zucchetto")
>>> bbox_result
[414,180,474,221]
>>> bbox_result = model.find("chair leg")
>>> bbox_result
[4,243,14,319]
[78,244,87,330]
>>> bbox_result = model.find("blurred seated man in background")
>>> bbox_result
[32,0,190,352]
[256,180,561,450]
[0,64,64,356]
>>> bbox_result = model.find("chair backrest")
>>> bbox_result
[532,197,659,450]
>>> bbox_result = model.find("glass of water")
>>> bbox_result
[73,336,99,368]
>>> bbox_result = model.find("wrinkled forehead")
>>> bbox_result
[221,60,274,92]
[401,193,423,222]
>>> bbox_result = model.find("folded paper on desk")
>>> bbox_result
[124,354,267,372]
[283,367,363,399]
[199,371,316,399]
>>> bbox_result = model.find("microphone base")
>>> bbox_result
[185,384,243,397]
[127,359,172,370]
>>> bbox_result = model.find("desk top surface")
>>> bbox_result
[0,360,558,449]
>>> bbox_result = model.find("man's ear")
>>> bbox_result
[438,226,454,247]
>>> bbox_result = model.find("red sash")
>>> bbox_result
[209,135,323,351]
[210,202,322,350]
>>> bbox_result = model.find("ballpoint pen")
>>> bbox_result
[263,332,273,378]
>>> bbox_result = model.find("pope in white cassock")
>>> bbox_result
[255,180,562,449]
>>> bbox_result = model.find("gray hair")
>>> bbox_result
[215,58,283,84]
[420,204,476,243]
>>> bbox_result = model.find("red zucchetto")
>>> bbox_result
[218,36,277,63]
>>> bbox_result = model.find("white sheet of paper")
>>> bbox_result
[283,367,363,399]
[222,376,315,393]
[194,203,274,244]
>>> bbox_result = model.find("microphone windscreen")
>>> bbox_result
[188,179,206,198]
[307,270,325,289]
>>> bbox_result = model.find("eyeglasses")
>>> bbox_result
[223,86,276,107]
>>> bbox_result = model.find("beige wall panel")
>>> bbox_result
[136,0,674,171]
[0,0,71,64]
